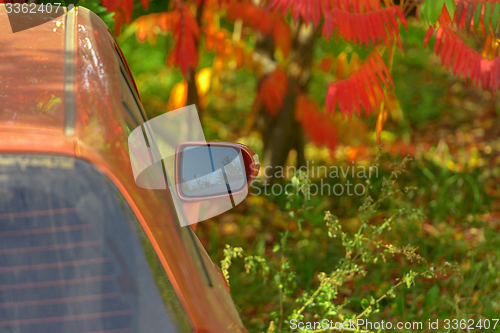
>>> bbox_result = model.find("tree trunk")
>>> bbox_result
[255,22,315,182]
[186,69,201,118]
[185,1,205,121]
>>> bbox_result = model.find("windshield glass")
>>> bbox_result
[0,155,191,333]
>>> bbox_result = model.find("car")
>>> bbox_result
[0,4,257,332]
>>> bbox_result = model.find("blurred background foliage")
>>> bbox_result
[79,0,500,331]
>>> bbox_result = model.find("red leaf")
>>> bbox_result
[258,68,288,117]
[457,43,471,81]
[444,34,457,70]
[295,95,338,152]
[440,34,449,64]
[268,0,327,26]
[319,57,334,72]
[273,21,291,58]
[494,59,500,92]
[423,26,434,48]
[348,81,361,118]
[101,0,116,12]
[450,1,499,35]
[227,3,289,57]
[325,84,338,113]
[465,2,474,35]
[395,5,407,30]
[424,26,500,92]
[373,52,394,88]
[113,10,126,36]
[104,0,149,35]
[331,0,382,13]
[455,1,465,26]
[366,60,384,102]
[359,71,377,112]
[322,11,335,39]
[328,6,407,49]
[170,5,199,76]
[452,40,465,76]
[326,52,393,118]
[228,3,275,34]
[481,58,491,90]
[139,0,149,11]
[434,26,445,55]
[359,69,377,110]
[354,74,372,114]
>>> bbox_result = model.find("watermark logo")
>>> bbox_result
[251,161,378,198]
[4,1,78,33]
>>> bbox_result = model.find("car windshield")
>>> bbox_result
[0,155,191,333]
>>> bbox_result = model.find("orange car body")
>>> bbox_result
[0,5,245,332]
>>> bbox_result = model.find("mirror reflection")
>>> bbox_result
[179,145,246,198]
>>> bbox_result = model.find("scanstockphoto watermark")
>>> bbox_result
[290,319,425,331]
[250,161,379,198]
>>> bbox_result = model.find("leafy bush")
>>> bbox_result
[221,153,457,332]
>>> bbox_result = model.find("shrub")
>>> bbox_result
[221,153,456,332]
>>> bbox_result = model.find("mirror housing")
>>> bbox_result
[175,141,259,202]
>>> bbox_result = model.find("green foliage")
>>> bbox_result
[221,244,243,288]
[221,153,451,332]
[78,0,171,32]
[79,0,115,30]
[419,0,455,24]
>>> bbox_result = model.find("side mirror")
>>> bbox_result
[128,106,260,225]
[175,142,259,202]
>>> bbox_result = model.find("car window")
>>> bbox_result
[109,35,213,287]
[119,68,144,134]
[111,37,146,120]
[0,155,191,333]
[116,55,146,135]
[110,33,143,105]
